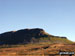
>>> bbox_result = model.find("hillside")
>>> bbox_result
[0,43,75,56]
[0,28,73,45]
[0,28,74,56]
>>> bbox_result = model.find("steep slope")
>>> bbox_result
[0,28,73,45]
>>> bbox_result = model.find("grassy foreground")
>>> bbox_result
[0,42,75,56]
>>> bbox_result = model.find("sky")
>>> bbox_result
[0,0,75,41]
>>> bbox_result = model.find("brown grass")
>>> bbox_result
[0,43,75,56]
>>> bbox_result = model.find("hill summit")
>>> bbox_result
[0,28,72,45]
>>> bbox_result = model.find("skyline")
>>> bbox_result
[0,0,75,41]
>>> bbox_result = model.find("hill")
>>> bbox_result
[0,28,74,56]
[0,28,73,45]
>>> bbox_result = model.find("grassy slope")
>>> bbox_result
[0,36,73,49]
[0,37,74,56]
[0,42,75,56]
[50,37,73,44]
[38,36,73,44]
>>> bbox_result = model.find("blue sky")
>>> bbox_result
[0,0,75,41]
